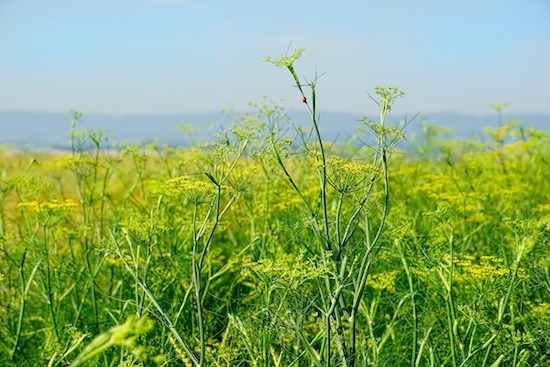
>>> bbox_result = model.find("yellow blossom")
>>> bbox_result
[18,198,78,214]
[366,270,399,293]
[167,176,217,204]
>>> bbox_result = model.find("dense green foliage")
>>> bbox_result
[1,53,549,367]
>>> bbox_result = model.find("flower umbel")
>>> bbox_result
[167,176,217,205]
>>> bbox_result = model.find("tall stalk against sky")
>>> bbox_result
[265,48,406,366]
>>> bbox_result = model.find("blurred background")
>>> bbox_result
[1,0,549,149]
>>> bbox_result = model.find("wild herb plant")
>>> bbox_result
[263,48,408,366]
[0,52,549,367]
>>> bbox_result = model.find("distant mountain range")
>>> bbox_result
[1,110,548,151]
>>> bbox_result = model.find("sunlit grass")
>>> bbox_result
[1,51,549,367]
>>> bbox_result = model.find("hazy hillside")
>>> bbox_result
[1,110,548,150]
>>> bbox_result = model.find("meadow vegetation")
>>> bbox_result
[1,50,549,366]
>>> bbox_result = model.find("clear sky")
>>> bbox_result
[1,0,549,116]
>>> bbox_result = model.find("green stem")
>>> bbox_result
[447,229,458,367]
[481,238,524,367]
[397,239,417,367]
[10,252,26,359]
[192,203,205,366]
[111,231,200,366]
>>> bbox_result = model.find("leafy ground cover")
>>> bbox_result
[1,51,549,366]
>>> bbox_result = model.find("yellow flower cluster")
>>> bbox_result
[453,255,529,281]
[18,198,78,214]
[53,155,103,169]
[231,166,257,181]
[268,185,318,214]
[241,251,327,289]
[263,47,304,68]
[391,163,419,177]
[415,173,490,218]
[167,176,217,204]
[167,176,215,191]
[534,203,550,214]
[230,166,258,192]
[412,254,530,284]
[317,156,381,175]
[271,196,302,212]
[366,270,399,293]
[454,255,509,280]
[483,124,518,144]
[529,300,550,316]
[313,155,383,192]
[416,174,456,199]
[143,179,179,198]
[105,254,144,268]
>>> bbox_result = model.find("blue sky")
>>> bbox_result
[1,0,549,116]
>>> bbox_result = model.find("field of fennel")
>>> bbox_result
[1,50,550,367]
